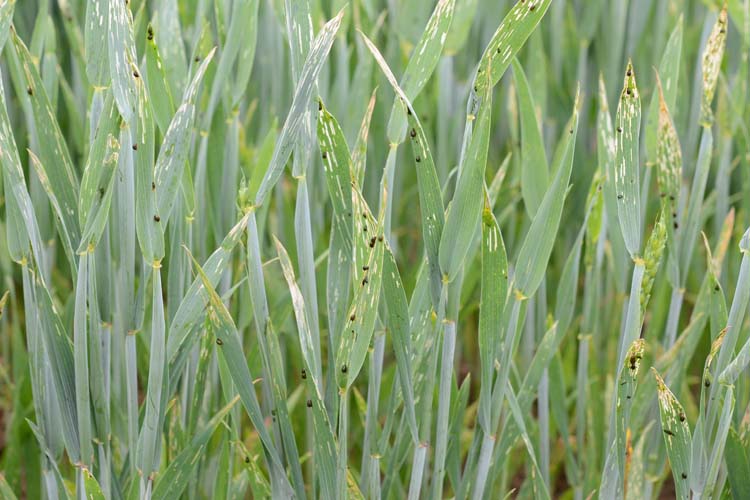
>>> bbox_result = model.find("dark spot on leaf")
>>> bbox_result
[301,369,306,379]
[410,128,417,138]
[153,215,161,222]
[306,399,312,408]
[132,143,138,151]
[350,313,356,321]
[341,364,348,373]
[216,338,223,345]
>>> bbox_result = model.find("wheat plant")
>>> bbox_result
[1,0,750,499]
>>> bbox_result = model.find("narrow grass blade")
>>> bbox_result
[184,249,291,495]
[317,99,353,248]
[645,18,682,165]
[505,382,551,500]
[514,89,579,298]
[133,82,165,263]
[614,61,642,258]
[9,30,81,259]
[33,273,80,464]
[439,79,491,282]
[151,396,239,499]
[472,0,552,96]
[136,268,166,483]
[84,0,109,86]
[361,32,444,307]
[336,191,385,389]
[0,0,15,52]
[154,49,215,225]
[78,133,120,252]
[381,245,419,442]
[513,58,548,216]
[477,193,507,433]
[725,427,750,500]
[254,9,344,205]
[166,213,250,366]
[273,236,323,391]
[144,25,176,135]
[0,70,45,267]
[653,368,692,499]
[386,0,456,141]
[429,320,456,499]
[108,0,139,122]
[73,254,94,466]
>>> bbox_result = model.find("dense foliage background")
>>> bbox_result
[0,0,749,498]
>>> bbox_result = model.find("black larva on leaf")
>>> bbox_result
[410,128,417,138]
[341,364,348,373]
[153,215,161,222]
[216,338,223,345]
[306,399,312,408]
[301,369,307,379]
